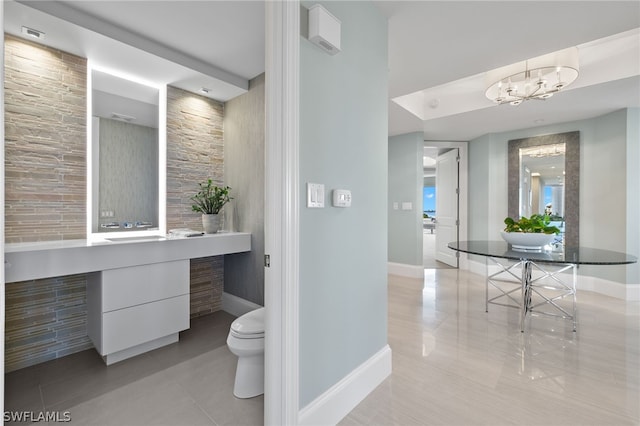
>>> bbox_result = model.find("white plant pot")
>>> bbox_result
[202,214,220,234]
[501,231,556,251]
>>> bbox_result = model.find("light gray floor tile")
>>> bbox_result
[6,269,639,426]
[341,269,640,426]
[5,312,261,426]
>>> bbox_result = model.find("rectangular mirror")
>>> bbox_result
[88,64,166,240]
[508,131,580,247]
[519,143,566,241]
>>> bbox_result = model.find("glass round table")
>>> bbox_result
[448,241,638,332]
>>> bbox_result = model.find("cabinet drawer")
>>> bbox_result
[101,294,189,355]
[102,260,189,312]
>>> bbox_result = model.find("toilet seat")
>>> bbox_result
[230,307,265,339]
[230,329,264,339]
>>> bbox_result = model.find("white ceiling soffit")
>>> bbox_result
[6,0,258,102]
[393,28,640,122]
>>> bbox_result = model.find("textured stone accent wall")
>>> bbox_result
[4,34,87,243]
[4,36,92,373]
[166,86,226,319]
[5,275,92,372]
[190,257,224,317]
[166,86,224,231]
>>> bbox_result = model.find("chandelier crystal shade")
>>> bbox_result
[485,47,579,105]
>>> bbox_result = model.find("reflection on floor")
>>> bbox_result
[341,269,640,425]
[4,311,263,426]
[7,270,638,426]
[423,230,455,269]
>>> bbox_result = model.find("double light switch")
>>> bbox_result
[307,183,325,208]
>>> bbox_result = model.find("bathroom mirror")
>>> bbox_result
[508,131,580,247]
[88,65,167,240]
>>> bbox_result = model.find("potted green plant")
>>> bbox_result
[191,179,232,233]
[502,214,561,250]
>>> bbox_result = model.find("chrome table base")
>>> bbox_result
[486,257,577,332]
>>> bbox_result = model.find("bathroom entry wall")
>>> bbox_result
[3,36,228,371]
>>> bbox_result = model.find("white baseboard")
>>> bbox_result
[222,292,262,317]
[298,345,392,426]
[466,259,639,301]
[388,262,424,279]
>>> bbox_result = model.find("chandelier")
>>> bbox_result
[485,47,579,106]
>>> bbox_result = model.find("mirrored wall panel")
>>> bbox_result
[89,67,165,237]
[508,131,580,247]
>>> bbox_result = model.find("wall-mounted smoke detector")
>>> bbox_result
[308,4,341,55]
[21,26,45,40]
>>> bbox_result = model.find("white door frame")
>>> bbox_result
[264,1,300,425]
[425,140,468,270]
[435,148,460,267]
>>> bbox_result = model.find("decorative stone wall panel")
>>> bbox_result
[4,40,227,371]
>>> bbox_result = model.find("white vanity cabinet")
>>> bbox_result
[5,232,252,366]
[87,260,190,365]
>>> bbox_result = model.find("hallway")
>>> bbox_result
[341,269,640,425]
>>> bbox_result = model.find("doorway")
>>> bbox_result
[422,141,468,269]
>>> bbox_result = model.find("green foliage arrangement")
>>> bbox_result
[503,214,561,235]
[191,179,232,215]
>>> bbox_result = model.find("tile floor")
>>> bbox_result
[423,231,455,269]
[340,269,640,425]
[4,311,263,426]
[5,269,639,426]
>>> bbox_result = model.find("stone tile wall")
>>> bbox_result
[4,38,227,372]
[190,257,224,317]
[4,34,87,242]
[166,86,226,319]
[166,86,224,231]
[5,275,92,371]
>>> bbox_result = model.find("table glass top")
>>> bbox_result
[449,241,638,265]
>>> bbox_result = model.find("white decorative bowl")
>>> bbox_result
[500,231,556,251]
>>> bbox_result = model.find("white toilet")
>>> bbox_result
[227,307,265,398]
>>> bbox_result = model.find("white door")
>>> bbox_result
[435,149,459,267]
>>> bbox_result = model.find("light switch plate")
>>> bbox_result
[307,183,325,208]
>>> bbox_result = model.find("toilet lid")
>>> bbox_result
[231,307,265,336]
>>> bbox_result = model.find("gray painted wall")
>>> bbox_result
[223,74,265,305]
[388,132,423,266]
[299,1,388,408]
[468,108,639,284]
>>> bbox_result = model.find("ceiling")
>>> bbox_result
[5,1,640,141]
[377,1,640,141]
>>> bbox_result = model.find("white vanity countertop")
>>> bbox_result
[5,232,251,283]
